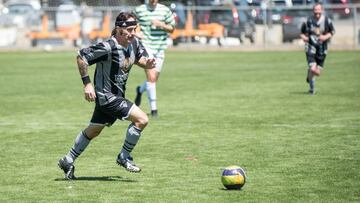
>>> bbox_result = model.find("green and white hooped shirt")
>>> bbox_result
[134,3,175,52]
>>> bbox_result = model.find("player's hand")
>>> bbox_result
[319,34,328,42]
[145,58,156,69]
[84,83,96,102]
[302,36,309,43]
[151,19,164,29]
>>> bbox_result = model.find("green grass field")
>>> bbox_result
[0,50,359,202]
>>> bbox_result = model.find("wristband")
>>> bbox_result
[81,76,91,85]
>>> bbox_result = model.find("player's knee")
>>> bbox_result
[147,75,157,83]
[135,114,149,129]
[140,115,149,128]
[146,70,159,82]
[84,125,104,139]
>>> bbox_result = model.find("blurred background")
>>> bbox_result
[0,0,359,50]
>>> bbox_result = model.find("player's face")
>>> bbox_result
[149,0,158,7]
[313,5,323,20]
[116,18,137,46]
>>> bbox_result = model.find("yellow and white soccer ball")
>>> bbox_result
[221,165,246,190]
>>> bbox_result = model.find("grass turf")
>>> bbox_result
[0,50,359,202]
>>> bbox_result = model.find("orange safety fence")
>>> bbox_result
[27,14,81,46]
[87,13,111,41]
[170,11,224,40]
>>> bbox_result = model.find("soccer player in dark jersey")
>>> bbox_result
[300,3,335,94]
[58,12,156,179]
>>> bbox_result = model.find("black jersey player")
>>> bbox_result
[300,3,335,94]
[58,12,156,179]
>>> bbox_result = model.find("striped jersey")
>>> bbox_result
[301,15,335,54]
[78,36,148,105]
[134,3,175,52]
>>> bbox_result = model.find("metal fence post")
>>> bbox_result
[353,5,358,46]
[261,1,268,50]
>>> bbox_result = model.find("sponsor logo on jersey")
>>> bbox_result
[114,73,129,85]
[120,101,128,108]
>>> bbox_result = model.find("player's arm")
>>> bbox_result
[319,32,332,42]
[134,39,156,69]
[319,18,335,42]
[76,55,96,102]
[152,9,175,33]
[300,22,309,43]
[300,33,309,43]
[151,19,174,33]
[77,42,110,102]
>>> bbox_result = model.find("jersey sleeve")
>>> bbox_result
[164,7,176,28]
[326,17,335,35]
[300,19,309,35]
[134,39,149,63]
[78,42,111,66]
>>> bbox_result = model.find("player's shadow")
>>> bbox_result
[289,91,312,95]
[54,176,137,182]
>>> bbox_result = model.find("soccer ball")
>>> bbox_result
[221,165,246,190]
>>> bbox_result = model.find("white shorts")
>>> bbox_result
[145,48,165,73]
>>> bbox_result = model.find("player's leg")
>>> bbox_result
[310,64,321,76]
[315,54,326,77]
[311,48,325,76]
[65,125,104,163]
[117,104,149,172]
[137,69,160,111]
[99,97,147,172]
[58,124,105,180]
[135,47,155,107]
[136,51,164,118]
[145,68,160,117]
[308,63,317,94]
[306,53,317,94]
[58,104,115,179]
[147,51,164,117]
[119,105,148,159]
[135,69,159,107]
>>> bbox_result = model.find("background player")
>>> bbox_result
[133,0,175,118]
[300,3,335,94]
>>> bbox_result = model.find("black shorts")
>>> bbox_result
[306,53,326,68]
[90,97,134,127]
[306,44,327,68]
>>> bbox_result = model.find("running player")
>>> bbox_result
[58,12,156,179]
[300,3,335,94]
[133,0,175,118]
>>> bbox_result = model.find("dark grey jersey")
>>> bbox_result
[301,15,335,54]
[78,37,148,105]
